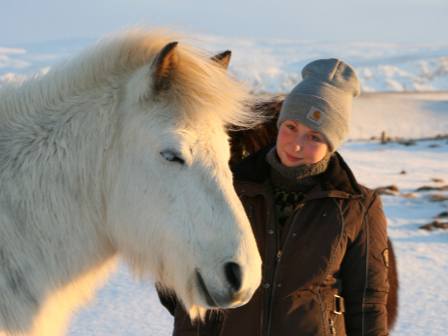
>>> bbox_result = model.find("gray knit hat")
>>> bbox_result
[277,58,360,152]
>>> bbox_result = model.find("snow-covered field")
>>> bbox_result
[341,139,448,336]
[1,34,447,335]
[349,92,448,140]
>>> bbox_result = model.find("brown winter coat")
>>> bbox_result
[169,143,390,336]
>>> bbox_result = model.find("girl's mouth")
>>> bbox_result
[285,152,302,162]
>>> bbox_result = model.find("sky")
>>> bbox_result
[1,0,448,46]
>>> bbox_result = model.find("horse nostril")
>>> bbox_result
[224,262,242,293]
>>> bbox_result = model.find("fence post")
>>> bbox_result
[381,131,387,144]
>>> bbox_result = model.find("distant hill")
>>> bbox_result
[2,35,448,94]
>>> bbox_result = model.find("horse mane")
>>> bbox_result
[0,26,262,130]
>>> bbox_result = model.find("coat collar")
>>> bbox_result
[232,142,363,198]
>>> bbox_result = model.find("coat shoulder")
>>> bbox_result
[357,184,383,209]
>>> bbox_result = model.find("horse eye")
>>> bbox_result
[160,150,185,165]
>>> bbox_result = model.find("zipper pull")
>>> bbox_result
[276,250,282,262]
[248,205,254,217]
[329,318,336,335]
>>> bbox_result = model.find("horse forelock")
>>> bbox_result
[166,50,257,130]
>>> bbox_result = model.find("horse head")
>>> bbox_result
[105,40,262,318]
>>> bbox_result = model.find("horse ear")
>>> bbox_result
[210,50,231,70]
[152,41,179,92]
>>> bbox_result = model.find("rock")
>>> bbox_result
[417,185,448,191]
[420,220,448,230]
[420,222,435,230]
[429,194,448,202]
[388,185,399,192]
[399,140,416,146]
[431,178,445,183]
[417,186,436,191]
[436,211,448,218]
[374,185,399,195]
[374,188,394,195]
[435,222,448,229]
[400,170,407,175]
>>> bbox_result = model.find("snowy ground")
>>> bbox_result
[340,139,448,336]
[1,34,447,335]
[67,264,173,336]
[349,92,448,140]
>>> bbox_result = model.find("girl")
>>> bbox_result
[161,58,389,336]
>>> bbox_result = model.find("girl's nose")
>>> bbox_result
[290,137,302,152]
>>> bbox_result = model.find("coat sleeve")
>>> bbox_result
[172,305,224,336]
[156,284,221,336]
[155,286,198,335]
[341,193,390,336]
[155,283,178,317]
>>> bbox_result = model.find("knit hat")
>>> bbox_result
[277,58,360,152]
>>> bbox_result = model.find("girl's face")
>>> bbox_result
[276,120,330,167]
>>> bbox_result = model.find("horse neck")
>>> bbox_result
[0,78,119,279]
[0,76,119,174]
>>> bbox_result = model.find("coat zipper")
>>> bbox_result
[265,205,304,336]
[329,318,336,335]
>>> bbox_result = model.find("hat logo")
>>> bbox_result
[306,106,325,125]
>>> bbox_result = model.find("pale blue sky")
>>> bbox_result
[1,0,447,45]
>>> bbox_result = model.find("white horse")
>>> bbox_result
[0,27,262,336]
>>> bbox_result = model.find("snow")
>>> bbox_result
[340,139,448,336]
[349,92,448,140]
[2,36,448,93]
[67,263,173,336]
[0,34,447,336]
[196,36,448,93]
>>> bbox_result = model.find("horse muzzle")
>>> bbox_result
[195,261,244,308]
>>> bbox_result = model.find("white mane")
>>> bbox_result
[0,26,258,130]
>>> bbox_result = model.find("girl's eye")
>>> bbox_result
[310,135,320,141]
[286,124,296,131]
